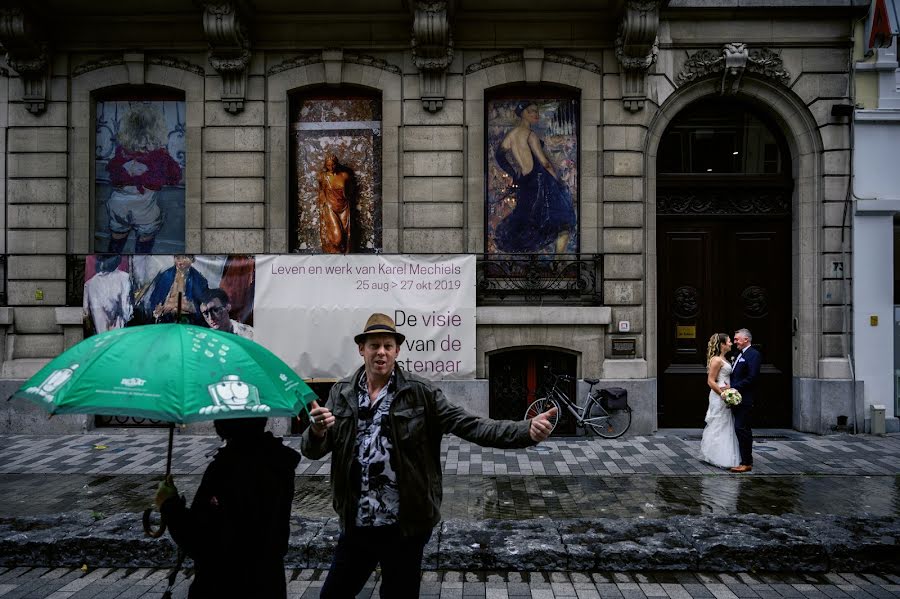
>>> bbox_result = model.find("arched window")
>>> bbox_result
[93,87,186,254]
[485,86,580,255]
[658,97,789,178]
[489,348,577,435]
[289,88,382,254]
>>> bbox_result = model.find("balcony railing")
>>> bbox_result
[476,253,603,306]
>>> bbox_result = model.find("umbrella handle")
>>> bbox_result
[142,507,168,538]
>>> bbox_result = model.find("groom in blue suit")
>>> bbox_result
[729,328,760,473]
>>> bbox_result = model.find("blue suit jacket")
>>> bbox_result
[145,266,209,323]
[730,346,761,408]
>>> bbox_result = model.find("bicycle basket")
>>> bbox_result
[599,387,628,410]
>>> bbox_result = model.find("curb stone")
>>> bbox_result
[0,513,897,573]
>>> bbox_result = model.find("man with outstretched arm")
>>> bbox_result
[302,312,557,598]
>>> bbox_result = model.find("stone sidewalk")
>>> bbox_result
[1,429,898,477]
[0,431,898,574]
[2,568,900,599]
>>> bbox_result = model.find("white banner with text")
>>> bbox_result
[254,254,476,380]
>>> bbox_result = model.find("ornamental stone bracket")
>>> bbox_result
[0,7,50,115]
[410,1,454,113]
[676,44,790,93]
[614,0,660,112]
[202,1,252,114]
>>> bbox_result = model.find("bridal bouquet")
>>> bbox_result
[721,388,742,407]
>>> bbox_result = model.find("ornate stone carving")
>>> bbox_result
[411,1,453,112]
[544,52,602,75]
[464,51,520,75]
[656,191,791,216]
[343,51,401,75]
[202,2,251,114]
[615,0,660,112]
[73,54,125,77]
[720,42,748,94]
[676,44,790,92]
[149,55,205,77]
[0,7,49,114]
[267,54,322,76]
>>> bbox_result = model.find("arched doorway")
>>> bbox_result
[656,97,793,428]
[489,348,577,435]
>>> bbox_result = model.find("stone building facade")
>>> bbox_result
[0,0,874,434]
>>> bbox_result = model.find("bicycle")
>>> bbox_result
[523,365,632,438]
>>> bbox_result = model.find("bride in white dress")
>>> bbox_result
[699,333,741,468]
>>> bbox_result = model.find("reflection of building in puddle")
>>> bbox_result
[799,475,899,517]
[700,475,741,515]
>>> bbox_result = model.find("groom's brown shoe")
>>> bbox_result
[730,465,752,473]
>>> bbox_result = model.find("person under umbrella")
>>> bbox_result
[155,416,300,599]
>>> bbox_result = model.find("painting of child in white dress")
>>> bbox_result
[83,254,134,335]
[94,97,185,254]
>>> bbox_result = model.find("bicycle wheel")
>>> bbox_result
[524,397,560,434]
[584,398,631,438]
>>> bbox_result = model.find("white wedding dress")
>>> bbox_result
[699,359,741,468]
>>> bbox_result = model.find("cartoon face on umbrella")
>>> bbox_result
[200,374,271,415]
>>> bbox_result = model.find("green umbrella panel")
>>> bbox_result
[11,324,318,424]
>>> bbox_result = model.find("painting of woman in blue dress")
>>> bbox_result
[487,97,578,254]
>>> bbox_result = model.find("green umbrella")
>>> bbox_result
[10,323,318,537]
[11,323,317,423]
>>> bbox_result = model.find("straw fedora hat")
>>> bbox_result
[354,312,406,345]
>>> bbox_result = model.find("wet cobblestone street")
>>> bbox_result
[1,568,899,599]
[1,473,898,520]
[1,431,898,595]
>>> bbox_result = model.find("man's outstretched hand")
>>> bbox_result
[308,400,335,438]
[529,406,558,442]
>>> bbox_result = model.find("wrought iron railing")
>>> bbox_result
[95,414,166,428]
[476,253,603,305]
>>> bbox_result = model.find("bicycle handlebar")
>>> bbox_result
[543,364,573,384]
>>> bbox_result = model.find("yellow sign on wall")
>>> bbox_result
[676,325,696,339]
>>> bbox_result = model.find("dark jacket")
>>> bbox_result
[731,345,761,408]
[301,366,534,536]
[161,432,301,599]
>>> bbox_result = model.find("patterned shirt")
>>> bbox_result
[354,370,399,527]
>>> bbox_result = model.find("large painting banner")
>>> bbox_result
[83,254,475,380]
[94,96,186,254]
[254,255,475,380]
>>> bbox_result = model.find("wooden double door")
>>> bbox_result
[656,216,792,428]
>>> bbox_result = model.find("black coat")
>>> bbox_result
[301,366,533,536]
[731,346,761,408]
[162,432,301,599]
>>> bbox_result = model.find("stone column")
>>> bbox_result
[601,50,650,380]
[402,50,464,252]
[203,52,266,253]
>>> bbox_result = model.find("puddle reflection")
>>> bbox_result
[1,474,897,520]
